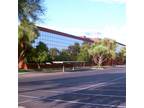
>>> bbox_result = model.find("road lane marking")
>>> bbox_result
[72,76,125,92]
[19,94,125,108]
[47,98,126,108]
[40,90,125,98]
[19,76,125,106]
[19,95,44,104]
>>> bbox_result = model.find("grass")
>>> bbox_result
[18,65,123,73]
[18,69,30,73]
[18,67,89,73]
[18,68,63,73]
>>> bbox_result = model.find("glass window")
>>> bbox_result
[32,30,85,50]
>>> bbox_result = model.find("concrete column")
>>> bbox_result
[72,64,75,70]
[62,64,65,72]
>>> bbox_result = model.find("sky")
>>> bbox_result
[37,0,126,44]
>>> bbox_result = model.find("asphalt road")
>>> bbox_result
[18,67,126,108]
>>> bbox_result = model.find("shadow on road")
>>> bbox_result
[40,79,126,108]
[19,72,125,93]
[19,71,126,108]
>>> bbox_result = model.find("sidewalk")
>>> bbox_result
[19,65,126,78]
[18,71,65,78]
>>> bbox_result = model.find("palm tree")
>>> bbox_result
[18,0,44,69]
[18,18,38,69]
[18,0,44,22]
[89,38,117,67]
[102,38,117,65]
[88,44,109,68]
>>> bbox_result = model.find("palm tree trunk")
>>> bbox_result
[18,40,28,70]
[18,57,28,69]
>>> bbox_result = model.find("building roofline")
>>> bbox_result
[116,42,126,46]
[37,26,126,46]
[37,26,94,43]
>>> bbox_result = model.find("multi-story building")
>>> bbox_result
[32,26,125,51]
[19,26,125,69]
[32,26,94,50]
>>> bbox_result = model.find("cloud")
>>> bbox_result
[102,25,126,44]
[61,26,126,45]
[88,0,126,4]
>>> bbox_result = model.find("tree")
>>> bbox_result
[18,0,44,69]
[56,49,71,61]
[49,48,59,61]
[24,45,36,63]
[18,18,38,65]
[102,38,117,65]
[27,42,52,69]
[77,43,90,62]
[92,38,117,65]
[116,47,126,64]
[18,0,44,22]
[88,44,109,68]
[67,43,80,61]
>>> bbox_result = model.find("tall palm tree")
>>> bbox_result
[18,0,44,22]
[18,18,38,65]
[18,0,44,69]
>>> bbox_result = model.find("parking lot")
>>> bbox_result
[19,67,126,108]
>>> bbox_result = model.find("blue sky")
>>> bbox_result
[38,0,126,44]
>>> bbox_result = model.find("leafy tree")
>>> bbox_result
[56,49,71,61]
[24,45,36,63]
[102,38,117,50]
[77,43,90,62]
[35,42,49,52]
[121,47,126,57]
[35,42,52,64]
[27,42,51,68]
[102,38,117,65]
[49,48,59,61]
[67,43,80,61]
[88,44,109,68]
[116,47,126,64]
